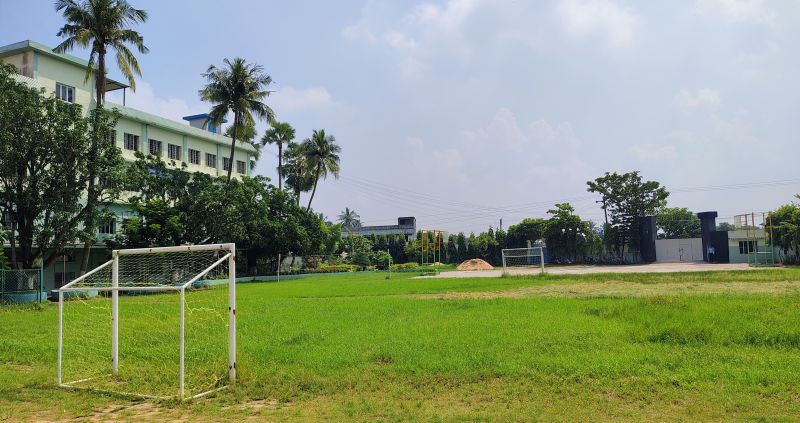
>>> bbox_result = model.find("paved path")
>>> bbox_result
[421,262,755,279]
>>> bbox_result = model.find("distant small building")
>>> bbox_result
[343,217,417,240]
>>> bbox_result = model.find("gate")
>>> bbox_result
[655,238,703,262]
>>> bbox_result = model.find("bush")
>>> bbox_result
[390,262,420,271]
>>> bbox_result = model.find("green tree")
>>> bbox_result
[55,0,149,104]
[456,232,467,262]
[769,198,800,263]
[225,123,259,170]
[282,141,314,205]
[199,57,274,181]
[261,121,295,190]
[656,207,701,239]
[587,171,669,258]
[0,64,124,268]
[544,203,593,261]
[337,207,362,231]
[302,129,341,211]
[716,222,735,232]
[506,218,548,248]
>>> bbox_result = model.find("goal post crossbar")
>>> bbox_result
[115,243,235,256]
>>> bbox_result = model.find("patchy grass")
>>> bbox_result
[2,268,800,421]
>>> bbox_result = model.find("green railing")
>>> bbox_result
[0,267,45,303]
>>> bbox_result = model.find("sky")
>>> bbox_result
[1,0,799,233]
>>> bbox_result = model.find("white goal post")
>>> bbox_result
[502,247,545,275]
[57,243,236,400]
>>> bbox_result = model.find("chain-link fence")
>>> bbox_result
[0,268,45,303]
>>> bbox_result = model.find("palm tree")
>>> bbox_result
[302,129,341,211]
[261,121,295,190]
[199,57,274,181]
[54,0,149,105]
[282,142,314,205]
[337,208,361,231]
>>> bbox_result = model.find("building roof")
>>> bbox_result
[107,102,257,153]
[0,40,253,153]
[0,40,128,89]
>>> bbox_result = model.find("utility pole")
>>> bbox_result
[499,218,503,232]
[596,199,608,226]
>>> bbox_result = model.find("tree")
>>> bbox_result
[656,207,701,239]
[199,57,274,181]
[54,0,149,104]
[225,123,259,170]
[55,0,147,272]
[337,207,361,231]
[506,218,547,248]
[261,121,295,190]
[302,129,341,211]
[716,222,735,232]
[587,171,669,258]
[282,142,314,205]
[0,64,124,269]
[544,203,593,261]
[770,198,800,263]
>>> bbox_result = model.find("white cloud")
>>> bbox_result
[383,30,417,50]
[398,57,426,79]
[694,0,776,25]
[105,81,197,123]
[629,144,677,160]
[711,114,757,144]
[462,109,581,153]
[271,87,333,113]
[674,88,721,109]
[411,0,479,32]
[665,130,704,144]
[555,0,640,48]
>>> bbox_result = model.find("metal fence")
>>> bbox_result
[0,268,45,303]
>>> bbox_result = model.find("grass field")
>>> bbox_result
[2,268,800,421]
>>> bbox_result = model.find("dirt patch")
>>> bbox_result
[85,402,186,422]
[408,280,800,300]
[457,259,494,271]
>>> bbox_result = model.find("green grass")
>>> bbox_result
[2,268,800,421]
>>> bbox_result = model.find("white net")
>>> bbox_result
[59,245,234,399]
[502,247,545,275]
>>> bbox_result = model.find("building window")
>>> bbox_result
[149,139,162,156]
[98,218,116,235]
[124,133,139,151]
[106,130,117,144]
[206,153,217,168]
[168,144,181,160]
[739,241,756,254]
[189,149,201,165]
[223,157,231,171]
[55,82,75,103]
[236,160,246,174]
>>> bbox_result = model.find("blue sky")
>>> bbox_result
[2,0,799,233]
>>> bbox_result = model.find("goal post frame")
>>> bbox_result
[57,243,236,400]
[501,247,545,275]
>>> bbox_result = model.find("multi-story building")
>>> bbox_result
[342,217,418,240]
[0,40,257,293]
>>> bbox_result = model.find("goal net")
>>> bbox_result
[58,244,236,400]
[502,247,545,275]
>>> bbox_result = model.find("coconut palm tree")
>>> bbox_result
[261,121,295,190]
[282,142,314,205]
[199,57,274,181]
[302,129,341,211]
[54,0,149,105]
[337,208,361,231]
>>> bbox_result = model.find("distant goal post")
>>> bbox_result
[501,247,545,275]
[57,243,236,400]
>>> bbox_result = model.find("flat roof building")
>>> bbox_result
[343,217,417,239]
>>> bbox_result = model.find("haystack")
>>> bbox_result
[457,258,494,271]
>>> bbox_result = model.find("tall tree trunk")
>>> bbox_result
[277,142,283,190]
[80,51,107,274]
[226,112,238,181]
[306,165,321,212]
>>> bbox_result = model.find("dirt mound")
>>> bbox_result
[457,259,494,271]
